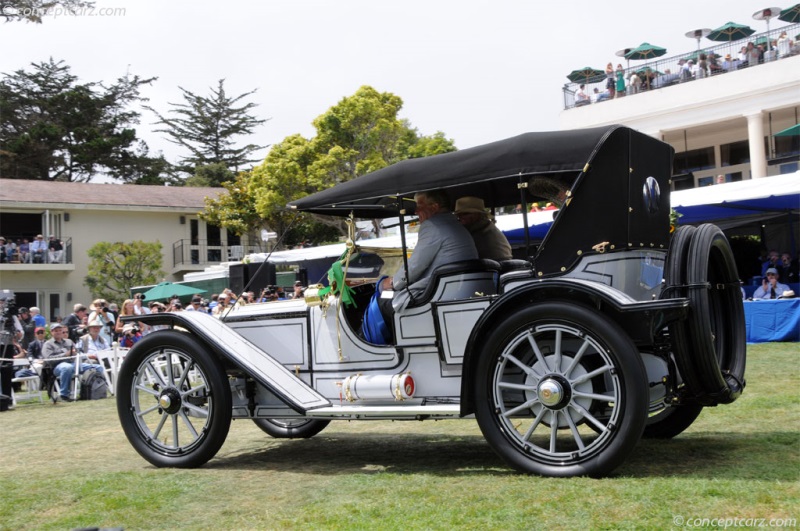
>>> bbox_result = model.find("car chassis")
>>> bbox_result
[117,125,746,477]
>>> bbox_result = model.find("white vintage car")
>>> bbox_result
[116,125,746,477]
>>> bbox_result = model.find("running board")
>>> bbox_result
[306,404,464,420]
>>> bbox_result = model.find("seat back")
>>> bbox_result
[406,259,500,309]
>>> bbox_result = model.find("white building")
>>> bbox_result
[560,27,800,189]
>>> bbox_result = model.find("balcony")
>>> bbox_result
[172,239,264,273]
[562,22,799,110]
[0,237,73,271]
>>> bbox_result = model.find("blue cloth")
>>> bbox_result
[744,298,800,343]
[362,276,390,345]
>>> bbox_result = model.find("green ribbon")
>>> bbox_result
[318,254,357,308]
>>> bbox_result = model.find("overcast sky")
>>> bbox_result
[1,0,790,167]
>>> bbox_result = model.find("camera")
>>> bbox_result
[0,290,18,332]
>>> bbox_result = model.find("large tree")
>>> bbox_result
[0,0,94,23]
[84,240,164,302]
[147,79,267,177]
[0,58,164,182]
[202,86,456,247]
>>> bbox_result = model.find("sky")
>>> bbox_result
[0,0,791,169]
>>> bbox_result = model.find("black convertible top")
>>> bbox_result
[289,125,675,277]
[289,125,619,218]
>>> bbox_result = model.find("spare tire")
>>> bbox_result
[685,224,746,403]
[666,224,746,405]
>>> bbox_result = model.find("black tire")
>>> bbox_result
[473,302,648,478]
[643,404,704,439]
[252,418,330,438]
[685,224,746,403]
[116,331,232,468]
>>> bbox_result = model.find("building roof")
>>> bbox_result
[0,179,223,210]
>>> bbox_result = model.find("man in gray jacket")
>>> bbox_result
[380,189,477,315]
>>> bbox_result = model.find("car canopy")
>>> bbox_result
[290,125,675,277]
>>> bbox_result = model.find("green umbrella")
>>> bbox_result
[625,42,667,60]
[140,282,206,302]
[774,124,800,137]
[778,4,800,23]
[706,21,756,43]
[566,67,605,84]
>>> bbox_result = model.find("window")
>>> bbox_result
[774,135,800,158]
[674,147,715,174]
[720,140,749,166]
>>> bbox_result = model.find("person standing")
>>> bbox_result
[29,306,46,328]
[88,299,115,346]
[615,64,626,98]
[62,303,88,344]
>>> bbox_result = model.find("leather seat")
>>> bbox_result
[406,259,501,308]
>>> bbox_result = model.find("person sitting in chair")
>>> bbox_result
[373,190,477,340]
[454,196,512,261]
[753,267,791,300]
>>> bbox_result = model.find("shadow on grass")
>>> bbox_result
[208,429,799,480]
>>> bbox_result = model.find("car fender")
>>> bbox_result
[459,278,688,416]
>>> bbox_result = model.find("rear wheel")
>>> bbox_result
[116,331,231,468]
[474,302,648,477]
[252,418,330,438]
[643,404,704,439]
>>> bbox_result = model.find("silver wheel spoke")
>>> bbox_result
[178,410,200,438]
[502,398,539,418]
[152,410,169,440]
[549,413,559,453]
[180,383,208,399]
[498,381,538,392]
[135,383,160,397]
[522,410,546,441]
[572,390,616,402]
[503,351,542,379]
[564,409,586,450]
[137,403,161,417]
[553,329,563,372]
[526,332,550,372]
[571,364,612,385]
[182,401,209,418]
[563,338,591,377]
[172,414,179,447]
[570,401,607,432]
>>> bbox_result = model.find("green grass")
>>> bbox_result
[1,343,798,530]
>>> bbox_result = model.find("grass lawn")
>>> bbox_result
[1,342,797,530]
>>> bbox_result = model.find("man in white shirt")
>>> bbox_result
[29,234,48,263]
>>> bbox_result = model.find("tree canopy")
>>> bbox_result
[147,79,268,177]
[0,58,165,183]
[84,240,164,302]
[0,0,94,23]
[202,85,456,247]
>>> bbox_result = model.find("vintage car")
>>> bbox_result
[116,125,746,477]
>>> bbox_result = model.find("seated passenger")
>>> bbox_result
[753,268,791,299]
[454,197,512,261]
[376,190,477,336]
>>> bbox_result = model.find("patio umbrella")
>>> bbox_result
[752,7,781,50]
[625,42,667,61]
[778,4,800,23]
[140,281,206,302]
[685,28,711,51]
[774,124,800,137]
[707,22,756,57]
[615,47,634,69]
[706,21,756,43]
[566,67,605,85]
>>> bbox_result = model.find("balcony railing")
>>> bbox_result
[562,22,799,110]
[172,239,264,268]
[0,237,72,265]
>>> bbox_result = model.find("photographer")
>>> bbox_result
[88,299,115,346]
[62,303,88,343]
[119,323,142,348]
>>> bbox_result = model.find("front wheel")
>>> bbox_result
[116,331,232,468]
[474,302,648,477]
[252,418,330,438]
